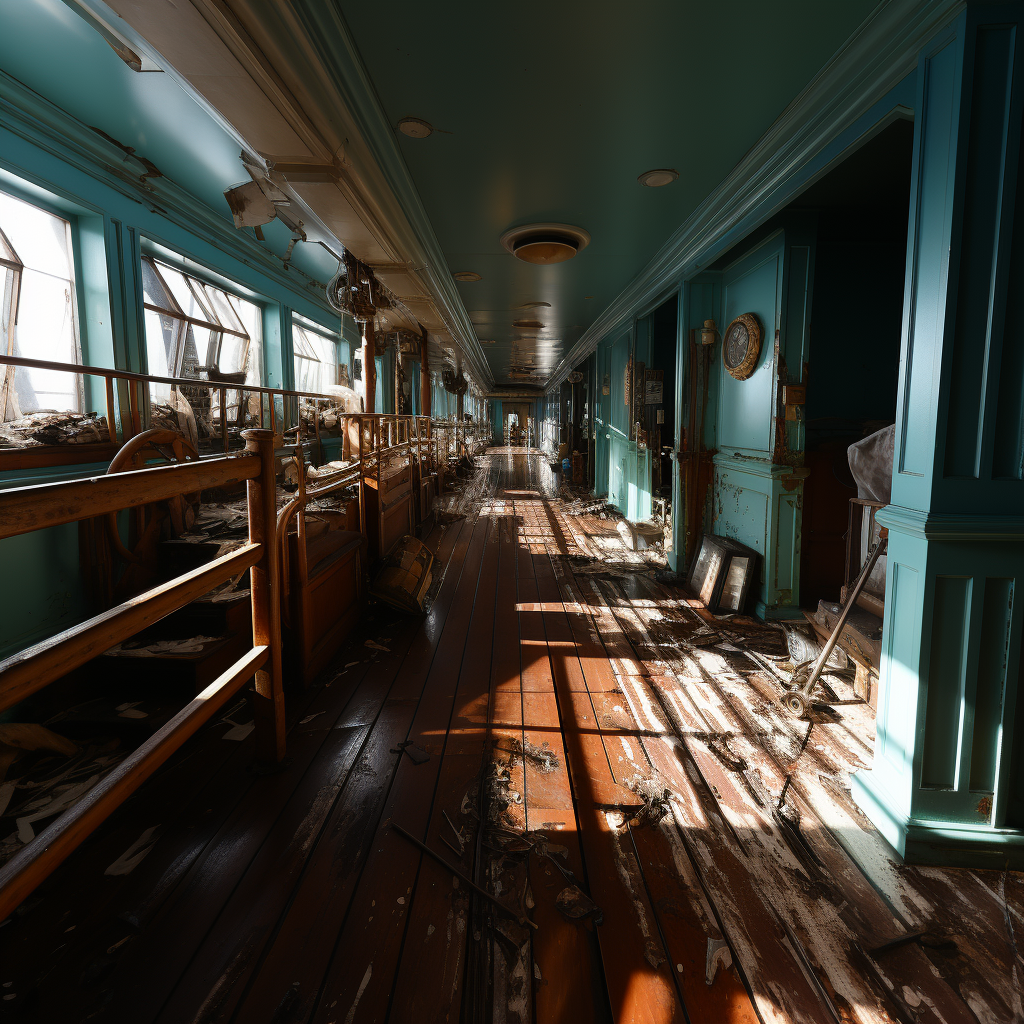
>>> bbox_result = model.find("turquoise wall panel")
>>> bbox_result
[853,10,1024,866]
[717,236,783,456]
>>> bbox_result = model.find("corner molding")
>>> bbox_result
[217,0,493,390]
[876,504,1024,540]
[546,0,966,390]
[0,70,335,312]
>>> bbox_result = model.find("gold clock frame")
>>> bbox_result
[722,313,763,381]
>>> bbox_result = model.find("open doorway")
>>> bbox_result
[502,402,533,446]
[648,295,678,504]
[796,116,914,704]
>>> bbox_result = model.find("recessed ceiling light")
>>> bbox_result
[638,168,679,187]
[584,295,594,299]
[516,301,551,308]
[500,223,591,265]
[512,318,545,329]
[453,271,481,282]
[398,116,433,138]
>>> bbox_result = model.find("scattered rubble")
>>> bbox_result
[0,411,109,448]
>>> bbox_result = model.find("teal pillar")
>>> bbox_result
[852,7,1024,867]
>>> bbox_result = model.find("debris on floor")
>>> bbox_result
[0,410,110,448]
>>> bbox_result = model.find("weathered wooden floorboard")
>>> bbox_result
[514,498,611,1024]
[308,515,493,1024]
[602,573,987,1024]
[547,554,764,1024]
[479,506,530,1024]
[522,507,686,1024]
[552,553,829,1024]
[387,504,505,1023]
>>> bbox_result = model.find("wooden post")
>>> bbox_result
[362,322,376,414]
[420,333,430,417]
[220,387,229,454]
[243,428,286,765]
[104,376,117,444]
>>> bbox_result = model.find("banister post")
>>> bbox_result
[243,428,286,765]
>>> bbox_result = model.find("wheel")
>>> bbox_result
[105,428,200,565]
[783,691,810,719]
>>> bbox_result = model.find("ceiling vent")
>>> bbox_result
[500,223,591,265]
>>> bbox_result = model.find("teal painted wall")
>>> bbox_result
[0,57,358,665]
[850,10,1024,865]
[707,230,810,617]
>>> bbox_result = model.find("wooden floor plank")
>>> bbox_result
[387,505,505,1023]
[514,498,610,1024]
[520,500,686,1024]
[309,515,493,1024]
[542,546,763,1024]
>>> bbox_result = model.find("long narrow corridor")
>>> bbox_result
[1,451,1020,1024]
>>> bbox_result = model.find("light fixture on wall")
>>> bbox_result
[701,319,718,346]
[638,168,679,187]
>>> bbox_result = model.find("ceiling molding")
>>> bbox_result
[544,0,965,391]
[0,70,336,314]
[195,0,494,390]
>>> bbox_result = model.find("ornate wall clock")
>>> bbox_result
[722,313,764,380]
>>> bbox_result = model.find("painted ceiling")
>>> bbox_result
[0,0,340,294]
[339,0,880,389]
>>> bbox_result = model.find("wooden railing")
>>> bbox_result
[0,428,284,920]
[277,443,364,620]
[0,354,354,470]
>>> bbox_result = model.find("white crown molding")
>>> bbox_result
[193,0,494,390]
[544,0,966,390]
[0,70,335,312]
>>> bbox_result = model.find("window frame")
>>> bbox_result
[141,254,254,382]
[0,187,84,421]
[291,314,343,395]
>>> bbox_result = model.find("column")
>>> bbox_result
[852,6,1024,868]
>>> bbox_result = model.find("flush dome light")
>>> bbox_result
[453,271,482,282]
[398,116,433,138]
[500,223,591,265]
[638,168,679,187]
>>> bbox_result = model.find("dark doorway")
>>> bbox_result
[795,117,914,607]
[648,294,678,499]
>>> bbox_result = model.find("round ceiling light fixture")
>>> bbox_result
[500,223,591,265]
[516,300,551,308]
[637,168,679,187]
[453,270,482,282]
[398,116,434,138]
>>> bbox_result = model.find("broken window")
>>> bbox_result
[0,189,81,422]
[141,255,262,442]
[292,317,339,394]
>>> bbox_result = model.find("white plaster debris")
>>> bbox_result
[343,963,372,1024]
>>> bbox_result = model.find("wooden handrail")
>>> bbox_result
[0,428,285,918]
[0,645,269,921]
[0,542,261,713]
[0,454,260,539]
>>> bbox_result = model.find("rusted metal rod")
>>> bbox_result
[783,533,888,719]
[390,822,538,930]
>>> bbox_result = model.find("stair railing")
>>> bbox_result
[0,428,284,920]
